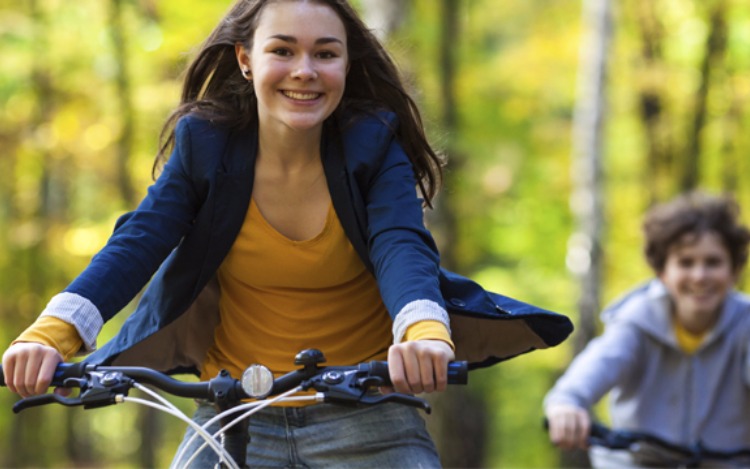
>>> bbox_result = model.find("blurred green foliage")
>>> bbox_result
[1,0,749,467]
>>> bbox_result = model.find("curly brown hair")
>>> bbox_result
[643,191,750,274]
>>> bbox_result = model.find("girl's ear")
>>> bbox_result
[235,43,252,80]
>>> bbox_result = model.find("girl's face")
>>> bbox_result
[237,1,348,135]
[658,231,737,333]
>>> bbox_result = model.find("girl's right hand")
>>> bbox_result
[545,403,591,450]
[2,342,63,398]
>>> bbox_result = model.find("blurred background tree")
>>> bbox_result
[1,0,749,467]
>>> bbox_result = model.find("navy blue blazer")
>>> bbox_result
[74,112,572,374]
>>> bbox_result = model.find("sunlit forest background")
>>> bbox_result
[1,0,750,467]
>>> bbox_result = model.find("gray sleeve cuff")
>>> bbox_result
[40,292,103,354]
[392,299,450,343]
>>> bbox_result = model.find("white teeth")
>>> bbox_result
[283,91,320,100]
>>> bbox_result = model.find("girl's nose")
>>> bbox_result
[291,55,317,80]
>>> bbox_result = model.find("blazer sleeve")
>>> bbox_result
[361,118,446,321]
[63,117,208,322]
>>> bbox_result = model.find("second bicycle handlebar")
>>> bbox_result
[544,418,750,466]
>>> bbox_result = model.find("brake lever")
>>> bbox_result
[302,369,432,413]
[13,393,84,414]
[357,392,432,413]
[12,370,134,413]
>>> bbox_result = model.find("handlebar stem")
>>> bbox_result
[208,370,247,410]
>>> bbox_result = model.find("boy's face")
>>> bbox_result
[658,231,736,334]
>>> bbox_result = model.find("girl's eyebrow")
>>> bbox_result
[267,34,344,45]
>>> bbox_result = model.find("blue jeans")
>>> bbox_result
[171,401,441,468]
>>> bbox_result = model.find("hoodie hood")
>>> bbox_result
[601,280,675,347]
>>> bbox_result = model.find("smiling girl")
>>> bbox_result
[544,191,750,467]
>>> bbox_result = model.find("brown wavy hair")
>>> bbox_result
[643,191,750,273]
[154,0,443,205]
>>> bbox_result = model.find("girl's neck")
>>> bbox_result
[258,123,323,170]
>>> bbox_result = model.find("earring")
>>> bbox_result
[242,69,250,78]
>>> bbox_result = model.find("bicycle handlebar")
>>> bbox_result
[1,364,222,397]
[1,349,468,414]
[544,418,750,465]
[587,422,750,463]
[2,350,468,469]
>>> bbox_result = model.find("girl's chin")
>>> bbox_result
[283,117,331,131]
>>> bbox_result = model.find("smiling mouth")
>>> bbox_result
[686,289,717,301]
[282,90,322,101]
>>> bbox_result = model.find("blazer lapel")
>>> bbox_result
[322,121,374,274]
[195,126,258,290]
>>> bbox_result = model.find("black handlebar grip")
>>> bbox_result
[446,361,469,384]
[50,362,88,386]
[365,361,468,385]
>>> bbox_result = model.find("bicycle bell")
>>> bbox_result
[241,364,274,399]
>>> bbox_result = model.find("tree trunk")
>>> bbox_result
[564,0,612,466]
[569,0,611,354]
[720,95,740,193]
[359,0,408,41]
[109,2,159,464]
[633,0,669,205]
[109,0,137,206]
[681,0,727,192]
[6,1,72,466]
[426,1,488,467]
[138,404,162,467]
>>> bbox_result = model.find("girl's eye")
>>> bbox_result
[677,257,694,269]
[272,48,292,56]
[317,51,337,59]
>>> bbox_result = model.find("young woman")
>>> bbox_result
[544,191,750,467]
[3,0,572,466]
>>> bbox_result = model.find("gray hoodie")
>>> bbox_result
[544,280,750,450]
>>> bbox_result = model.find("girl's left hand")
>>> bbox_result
[387,340,455,394]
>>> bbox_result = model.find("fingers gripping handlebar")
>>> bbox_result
[364,360,468,386]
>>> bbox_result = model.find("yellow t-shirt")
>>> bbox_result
[201,198,451,384]
[673,320,706,355]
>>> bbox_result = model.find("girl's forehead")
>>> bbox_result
[253,2,347,41]
[257,1,343,26]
